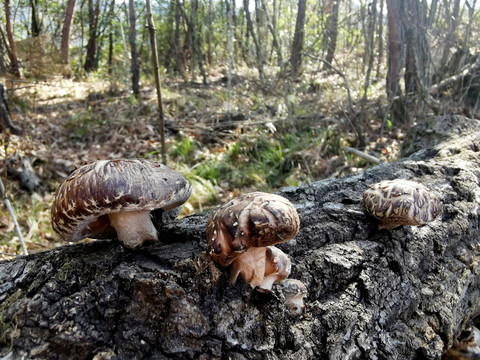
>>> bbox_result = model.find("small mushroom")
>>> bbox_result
[282,279,308,315]
[51,159,192,248]
[363,179,443,229]
[229,245,292,290]
[206,191,300,267]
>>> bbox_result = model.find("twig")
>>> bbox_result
[430,53,480,96]
[305,54,354,113]
[145,0,166,164]
[342,146,383,165]
[0,177,28,255]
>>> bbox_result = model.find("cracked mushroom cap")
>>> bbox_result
[229,245,291,290]
[363,179,443,229]
[206,192,300,267]
[51,159,192,248]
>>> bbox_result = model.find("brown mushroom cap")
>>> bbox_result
[206,191,300,267]
[51,159,192,248]
[229,246,291,290]
[363,179,443,229]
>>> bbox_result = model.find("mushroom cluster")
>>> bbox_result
[206,192,300,290]
[51,159,192,248]
[363,179,443,229]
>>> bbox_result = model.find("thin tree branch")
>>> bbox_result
[145,0,166,164]
[0,177,28,255]
[430,53,480,96]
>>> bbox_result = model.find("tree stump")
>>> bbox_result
[1,115,480,359]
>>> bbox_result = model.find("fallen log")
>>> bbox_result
[1,115,480,359]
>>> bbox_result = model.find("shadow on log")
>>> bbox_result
[1,115,480,359]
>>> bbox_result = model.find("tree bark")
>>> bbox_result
[375,0,384,80]
[207,0,213,66]
[323,0,341,69]
[84,0,100,73]
[0,83,22,135]
[438,0,460,79]
[243,0,265,84]
[386,0,408,122]
[30,0,42,37]
[386,0,404,100]
[177,0,207,84]
[61,0,77,78]
[404,0,429,94]
[290,0,307,76]
[146,0,166,165]
[128,0,140,98]
[1,115,480,359]
[4,0,21,78]
[174,0,186,78]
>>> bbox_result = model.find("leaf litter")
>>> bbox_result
[0,68,405,257]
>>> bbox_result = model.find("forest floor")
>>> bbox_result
[0,66,407,258]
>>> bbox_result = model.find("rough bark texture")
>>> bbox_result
[1,115,480,359]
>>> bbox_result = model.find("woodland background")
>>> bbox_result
[0,0,479,257]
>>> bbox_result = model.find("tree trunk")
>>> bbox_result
[61,0,77,78]
[438,0,460,79]
[0,34,6,75]
[375,0,384,81]
[30,0,42,37]
[118,12,130,88]
[4,0,21,78]
[0,83,22,135]
[243,0,265,83]
[386,0,408,122]
[262,1,283,67]
[323,0,341,68]
[207,0,213,66]
[174,0,186,78]
[128,0,140,97]
[146,0,166,165]
[357,0,377,148]
[386,0,404,99]
[84,0,100,73]
[177,0,207,84]
[1,115,480,359]
[189,0,198,79]
[107,28,113,75]
[404,0,429,95]
[290,0,307,76]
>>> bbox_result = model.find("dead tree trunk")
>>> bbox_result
[1,115,480,359]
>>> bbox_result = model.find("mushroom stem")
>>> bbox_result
[108,210,158,248]
[229,246,291,290]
